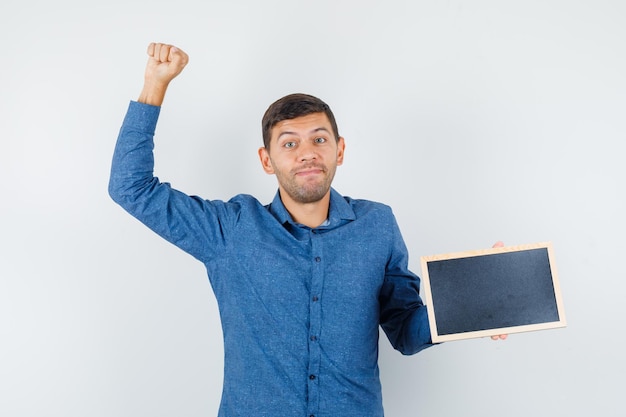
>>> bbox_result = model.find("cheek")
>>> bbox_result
[272,162,290,178]
[268,155,290,176]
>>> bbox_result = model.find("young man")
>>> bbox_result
[109,43,503,417]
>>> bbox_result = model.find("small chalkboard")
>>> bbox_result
[421,242,566,343]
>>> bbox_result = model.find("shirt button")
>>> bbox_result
[310,335,317,341]
[309,374,316,380]
[315,256,321,262]
[312,296,319,302]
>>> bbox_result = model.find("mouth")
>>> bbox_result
[294,165,326,177]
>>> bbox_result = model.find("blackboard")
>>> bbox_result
[420,242,566,342]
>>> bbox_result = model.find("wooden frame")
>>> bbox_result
[420,242,566,343]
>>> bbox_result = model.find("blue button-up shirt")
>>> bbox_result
[109,101,433,417]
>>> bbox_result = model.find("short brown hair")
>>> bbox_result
[261,93,339,149]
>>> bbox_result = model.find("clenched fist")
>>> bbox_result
[138,43,189,106]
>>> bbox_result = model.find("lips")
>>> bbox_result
[294,165,326,176]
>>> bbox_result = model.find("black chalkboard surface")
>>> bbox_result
[421,242,566,342]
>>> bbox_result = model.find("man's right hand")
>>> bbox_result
[138,43,189,106]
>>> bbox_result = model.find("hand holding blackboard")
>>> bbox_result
[421,242,566,343]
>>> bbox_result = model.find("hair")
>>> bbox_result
[261,93,340,149]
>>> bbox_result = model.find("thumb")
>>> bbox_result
[169,46,179,60]
[169,46,189,67]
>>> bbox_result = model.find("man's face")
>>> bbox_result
[258,112,345,205]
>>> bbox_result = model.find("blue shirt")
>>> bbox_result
[109,101,434,417]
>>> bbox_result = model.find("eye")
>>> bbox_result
[314,137,327,144]
[283,141,296,149]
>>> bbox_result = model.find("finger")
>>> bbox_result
[152,43,165,62]
[492,241,504,248]
[147,42,155,57]
[159,44,171,62]
[154,43,164,60]
[151,43,161,60]
[168,46,178,62]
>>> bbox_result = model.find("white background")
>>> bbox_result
[1,1,624,416]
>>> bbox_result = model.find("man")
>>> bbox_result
[109,43,504,417]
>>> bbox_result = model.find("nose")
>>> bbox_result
[297,141,317,162]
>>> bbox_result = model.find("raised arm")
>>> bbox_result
[138,43,189,106]
[108,43,234,263]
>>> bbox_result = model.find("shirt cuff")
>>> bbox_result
[122,100,161,135]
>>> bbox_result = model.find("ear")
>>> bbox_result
[258,147,275,174]
[336,136,346,166]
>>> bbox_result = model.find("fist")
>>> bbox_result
[144,42,189,85]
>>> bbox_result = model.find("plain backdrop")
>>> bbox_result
[1,1,624,416]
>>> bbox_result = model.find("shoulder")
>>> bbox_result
[223,193,268,212]
[228,193,263,204]
[191,193,265,218]
[339,195,400,231]
[343,195,394,217]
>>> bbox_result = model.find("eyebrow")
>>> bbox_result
[277,127,331,140]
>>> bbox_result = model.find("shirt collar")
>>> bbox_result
[269,187,356,228]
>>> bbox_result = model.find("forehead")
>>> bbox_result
[271,112,332,139]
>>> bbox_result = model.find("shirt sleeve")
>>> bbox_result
[378,217,435,355]
[108,101,238,263]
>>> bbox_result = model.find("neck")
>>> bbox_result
[280,190,331,228]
